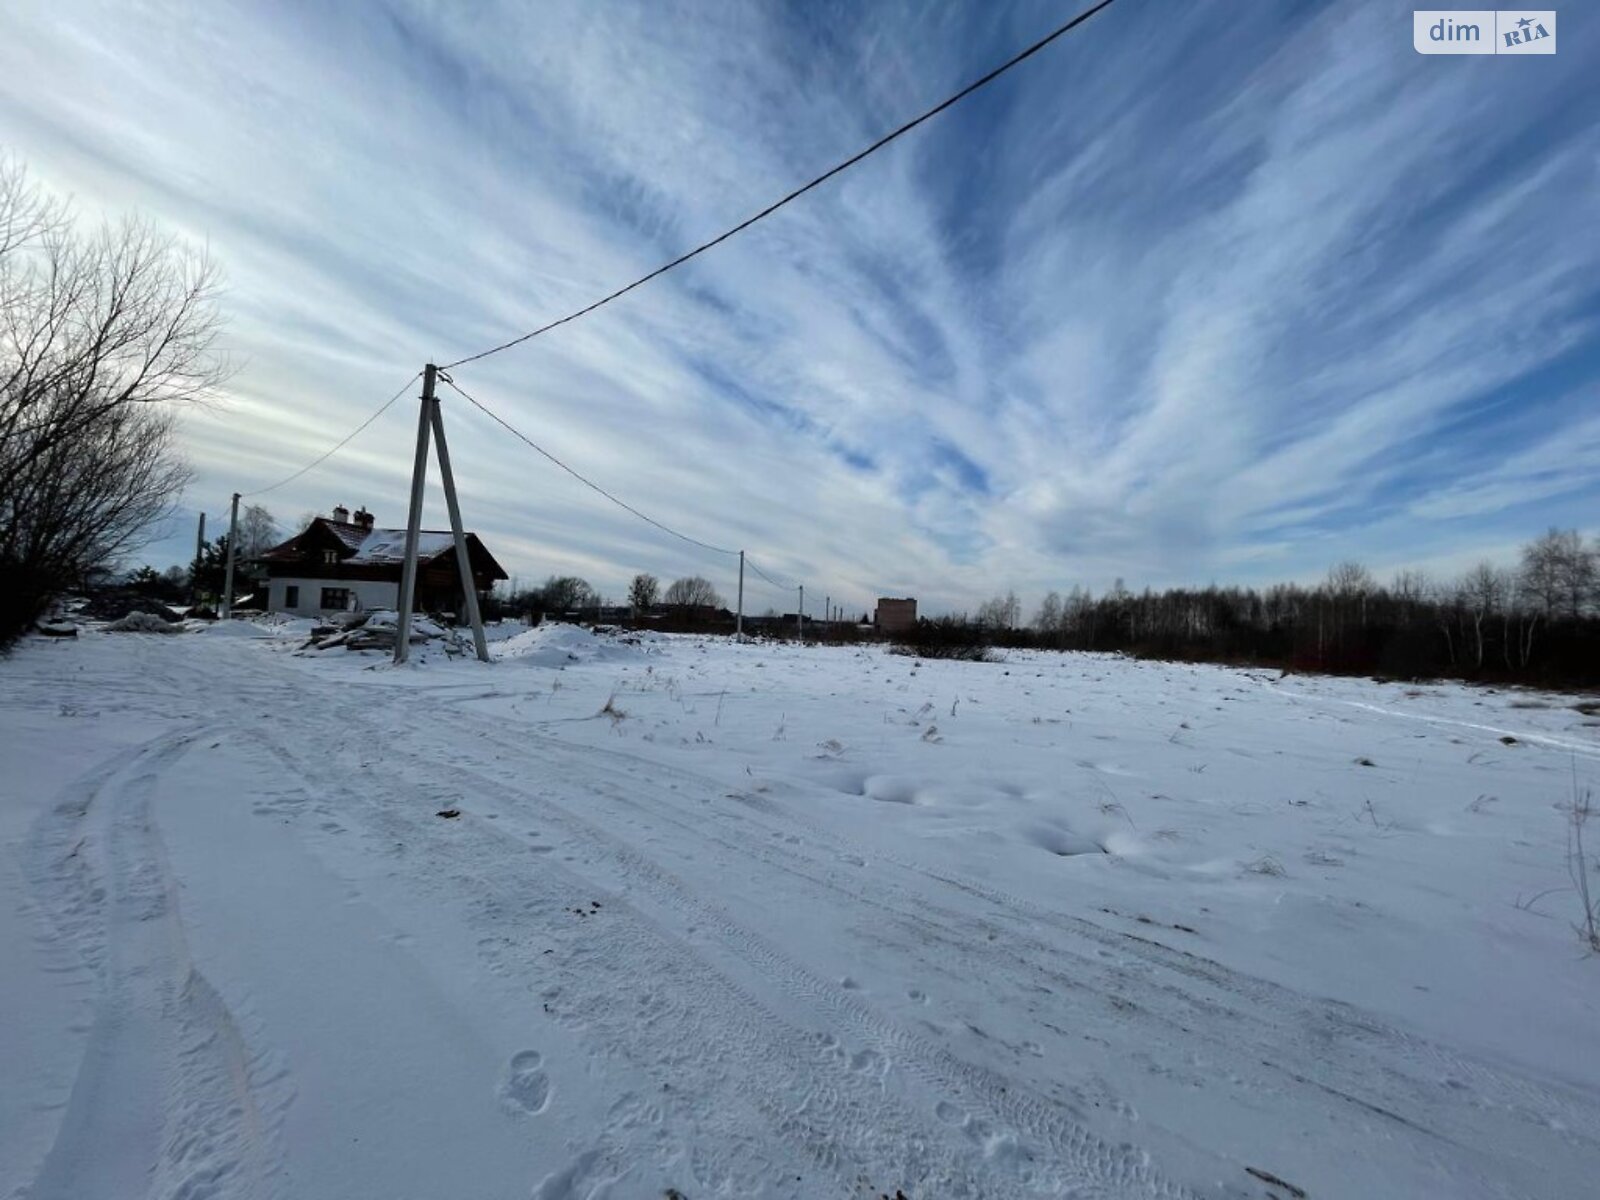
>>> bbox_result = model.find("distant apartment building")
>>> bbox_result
[874,597,917,633]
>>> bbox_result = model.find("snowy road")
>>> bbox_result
[4,625,1599,1199]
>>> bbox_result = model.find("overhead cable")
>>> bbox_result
[242,371,421,497]
[441,0,1120,370]
[439,372,741,557]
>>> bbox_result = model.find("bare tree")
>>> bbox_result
[235,504,280,558]
[1327,561,1374,597]
[538,575,597,612]
[1327,560,1375,634]
[1556,533,1597,619]
[1521,528,1599,620]
[1457,562,1505,669]
[1521,529,1566,618]
[1391,569,1429,609]
[1,157,226,641]
[664,576,722,609]
[1033,590,1063,634]
[628,573,659,611]
[976,589,1020,630]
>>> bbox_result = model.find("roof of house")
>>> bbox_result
[324,522,370,553]
[261,518,508,579]
[347,529,458,565]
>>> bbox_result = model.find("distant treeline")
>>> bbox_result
[953,529,1600,689]
[484,535,1600,689]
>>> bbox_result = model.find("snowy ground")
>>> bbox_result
[3,621,1599,1200]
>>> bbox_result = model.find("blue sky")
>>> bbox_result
[2,0,1595,615]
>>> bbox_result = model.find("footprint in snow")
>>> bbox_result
[503,1050,552,1115]
[850,1047,887,1076]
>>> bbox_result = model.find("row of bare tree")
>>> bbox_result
[960,529,1600,687]
[496,572,725,619]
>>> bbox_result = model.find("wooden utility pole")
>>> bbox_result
[736,550,745,638]
[395,364,491,665]
[221,493,240,617]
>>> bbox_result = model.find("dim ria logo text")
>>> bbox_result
[1414,10,1556,53]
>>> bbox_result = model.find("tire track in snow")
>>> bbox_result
[23,728,291,1200]
[1254,678,1600,761]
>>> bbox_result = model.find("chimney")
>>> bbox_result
[353,506,374,532]
[332,504,350,524]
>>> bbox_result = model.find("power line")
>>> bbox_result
[744,554,795,592]
[242,371,421,497]
[442,0,1120,371]
[438,372,741,558]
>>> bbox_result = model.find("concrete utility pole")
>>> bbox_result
[222,493,240,618]
[428,390,490,662]
[797,584,804,643]
[192,511,206,605]
[736,550,745,639]
[824,595,830,631]
[396,364,491,665]
[394,367,435,664]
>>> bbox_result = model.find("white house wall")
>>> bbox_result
[267,577,400,616]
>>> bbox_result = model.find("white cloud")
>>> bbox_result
[1,0,1595,614]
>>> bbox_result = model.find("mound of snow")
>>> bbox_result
[202,617,290,638]
[104,610,187,634]
[496,623,654,668]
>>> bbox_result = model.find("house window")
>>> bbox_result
[320,587,350,611]
[322,549,339,565]
[284,585,300,608]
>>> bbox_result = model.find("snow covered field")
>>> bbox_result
[3,621,1598,1199]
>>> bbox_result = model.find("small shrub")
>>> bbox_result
[891,617,994,662]
[1244,856,1287,877]
[1566,779,1599,953]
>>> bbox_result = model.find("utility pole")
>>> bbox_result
[429,386,490,662]
[396,364,491,665]
[824,594,830,631]
[222,493,240,618]
[394,367,436,665]
[797,584,804,643]
[192,511,206,605]
[736,550,745,639]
